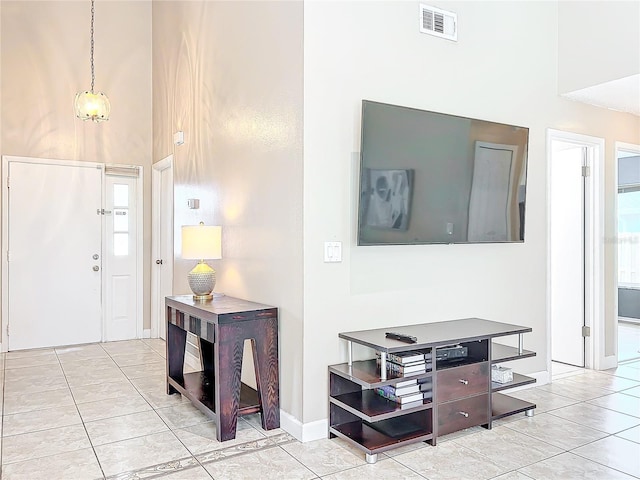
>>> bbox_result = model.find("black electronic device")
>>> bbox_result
[385,332,418,344]
[436,345,468,361]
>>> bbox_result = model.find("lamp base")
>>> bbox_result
[192,293,213,301]
[188,260,216,301]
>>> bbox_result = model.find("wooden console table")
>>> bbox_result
[166,295,280,441]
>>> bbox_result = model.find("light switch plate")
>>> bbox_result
[324,241,342,262]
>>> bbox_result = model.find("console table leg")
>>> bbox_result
[251,318,280,431]
[166,320,186,395]
[365,453,378,464]
[526,409,534,417]
[215,326,244,442]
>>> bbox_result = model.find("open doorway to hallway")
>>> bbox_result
[617,143,640,362]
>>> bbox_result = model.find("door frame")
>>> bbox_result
[546,130,609,372]
[151,154,174,338]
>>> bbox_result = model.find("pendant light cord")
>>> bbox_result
[90,0,95,93]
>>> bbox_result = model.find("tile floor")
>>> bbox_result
[619,320,640,362]
[0,340,639,479]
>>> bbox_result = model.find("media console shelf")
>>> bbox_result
[329,318,536,463]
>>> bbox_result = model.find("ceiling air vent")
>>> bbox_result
[420,4,457,41]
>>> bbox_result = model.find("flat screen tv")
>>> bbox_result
[357,100,529,245]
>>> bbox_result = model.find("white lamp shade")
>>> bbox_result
[74,90,111,122]
[182,225,222,260]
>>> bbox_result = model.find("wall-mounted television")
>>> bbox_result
[357,100,529,245]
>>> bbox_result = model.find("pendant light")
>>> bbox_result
[74,0,110,122]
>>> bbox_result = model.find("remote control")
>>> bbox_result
[385,332,418,343]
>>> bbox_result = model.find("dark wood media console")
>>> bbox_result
[329,318,536,463]
[166,295,280,441]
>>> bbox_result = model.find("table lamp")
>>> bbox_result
[181,222,222,301]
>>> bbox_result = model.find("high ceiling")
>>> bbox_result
[563,74,640,117]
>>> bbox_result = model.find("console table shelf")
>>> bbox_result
[491,343,536,363]
[330,419,434,453]
[491,372,536,392]
[329,360,433,388]
[330,318,536,463]
[331,390,433,422]
[167,373,261,416]
[492,392,536,420]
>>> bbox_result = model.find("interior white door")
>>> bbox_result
[7,159,102,350]
[104,175,138,341]
[550,143,585,366]
[152,156,174,340]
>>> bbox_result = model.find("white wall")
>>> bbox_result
[1,0,153,330]
[302,0,640,424]
[152,1,304,420]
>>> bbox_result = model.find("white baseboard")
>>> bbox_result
[142,329,151,339]
[598,354,617,371]
[530,369,550,386]
[279,410,327,443]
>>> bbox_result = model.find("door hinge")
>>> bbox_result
[6,176,9,188]
[582,325,591,337]
[581,166,590,177]
[6,250,9,262]
[96,209,113,215]
[6,324,9,336]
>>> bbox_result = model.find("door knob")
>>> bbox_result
[93,265,100,271]
[93,254,99,260]
[156,259,163,265]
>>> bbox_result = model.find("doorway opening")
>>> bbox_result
[547,130,607,372]
[616,142,640,363]
[151,155,174,340]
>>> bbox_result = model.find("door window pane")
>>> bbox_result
[618,190,640,287]
[114,233,128,256]
[113,184,129,207]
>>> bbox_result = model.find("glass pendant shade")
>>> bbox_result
[74,90,110,122]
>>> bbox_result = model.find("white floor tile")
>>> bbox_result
[573,436,640,478]
[2,337,639,480]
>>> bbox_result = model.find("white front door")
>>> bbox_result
[6,158,103,350]
[550,142,586,367]
[104,174,138,341]
[152,156,174,340]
